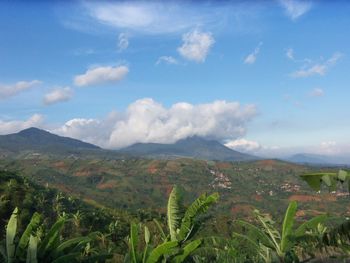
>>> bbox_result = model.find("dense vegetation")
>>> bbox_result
[2,170,350,262]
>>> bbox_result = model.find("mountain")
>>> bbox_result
[285,153,350,166]
[286,153,329,165]
[0,128,256,161]
[0,127,100,154]
[118,136,257,161]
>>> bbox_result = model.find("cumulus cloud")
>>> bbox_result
[74,65,129,87]
[156,56,178,65]
[291,52,343,78]
[43,87,73,105]
[55,98,257,149]
[244,42,262,64]
[309,88,324,98]
[177,30,215,63]
[279,0,312,20]
[225,139,261,152]
[0,80,42,100]
[0,114,44,135]
[118,33,129,51]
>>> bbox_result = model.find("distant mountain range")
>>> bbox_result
[284,153,350,166]
[119,136,257,161]
[0,127,257,161]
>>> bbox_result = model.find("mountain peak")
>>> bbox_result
[0,127,100,153]
[120,136,257,161]
[17,127,51,136]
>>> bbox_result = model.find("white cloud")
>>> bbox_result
[82,2,224,34]
[244,42,262,64]
[156,56,178,65]
[309,88,324,98]
[74,65,129,87]
[177,30,215,63]
[43,87,73,105]
[286,48,294,60]
[279,0,312,20]
[0,80,42,100]
[225,139,261,152]
[291,52,343,78]
[118,33,129,51]
[0,114,44,135]
[55,98,257,149]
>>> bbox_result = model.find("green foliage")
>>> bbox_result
[233,202,329,263]
[6,207,18,263]
[17,212,41,261]
[281,201,297,253]
[167,186,183,242]
[166,186,219,243]
[26,235,38,263]
[301,169,350,192]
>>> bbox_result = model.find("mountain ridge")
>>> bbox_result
[0,127,100,154]
[118,135,257,161]
[0,128,257,161]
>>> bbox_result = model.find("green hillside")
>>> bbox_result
[1,156,348,223]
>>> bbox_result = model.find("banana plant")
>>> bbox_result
[166,186,219,243]
[300,169,350,193]
[0,207,41,263]
[0,207,111,263]
[125,222,202,263]
[233,201,328,263]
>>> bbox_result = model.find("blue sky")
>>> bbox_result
[0,0,349,156]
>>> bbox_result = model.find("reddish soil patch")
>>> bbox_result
[253,194,263,201]
[289,194,337,202]
[289,195,322,202]
[231,204,254,216]
[258,160,277,166]
[52,161,69,172]
[296,210,306,218]
[147,161,159,174]
[74,170,92,177]
[216,162,231,170]
[97,180,118,190]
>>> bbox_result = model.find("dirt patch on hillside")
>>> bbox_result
[147,161,160,174]
[74,170,92,177]
[52,161,69,172]
[97,180,118,190]
[289,195,322,202]
[216,162,231,170]
[289,194,337,202]
[231,204,254,217]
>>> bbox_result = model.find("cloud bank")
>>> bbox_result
[55,98,257,149]
[225,139,261,152]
